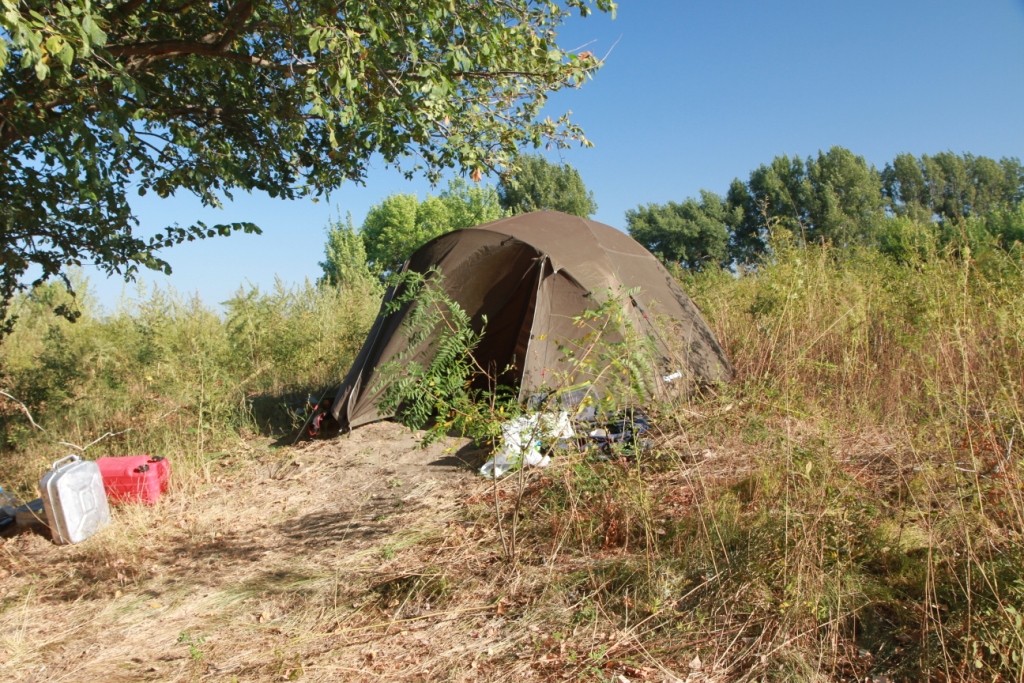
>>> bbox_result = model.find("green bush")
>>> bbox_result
[0,276,381,498]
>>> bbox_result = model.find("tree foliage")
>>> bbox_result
[631,147,1024,270]
[0,0,614,331]
[625,191,733,270]
[356,178,506,276]
[881,152,1024,222]
[497,153,597,217]
[319,214,375,288]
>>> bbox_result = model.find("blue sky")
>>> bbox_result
[85,0,1024,309]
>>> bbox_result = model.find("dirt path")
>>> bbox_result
[0,423,520,682]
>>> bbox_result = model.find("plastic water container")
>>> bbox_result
[40,455,111,545]
[0,485,18,520]
[0,488,16,535]
[96,455,170,505]
[15,498,46,530]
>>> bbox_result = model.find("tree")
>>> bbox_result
[724,178,765,265]
[497,154,597,217]
[883,152,1024,223]
[985,203,1024,250]
[744,154,811,241]
[0,0,614,332]
[636,148,1024,270]
[722,147,885,260]
[804,146,884,246]
[881,153,933,223]
[320,215,374,288]
[359,179,506,275]
[625,191,733,270]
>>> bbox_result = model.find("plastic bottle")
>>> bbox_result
[0,485,19,505]
[0,485,19,520]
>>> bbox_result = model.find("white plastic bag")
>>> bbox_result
[479,412,574,478]
[538,411,575,440]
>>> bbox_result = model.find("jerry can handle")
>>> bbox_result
[51,454,82,470]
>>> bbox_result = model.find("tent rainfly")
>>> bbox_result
[331,211,733,430]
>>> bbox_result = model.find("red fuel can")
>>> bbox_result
[96,455,170,505]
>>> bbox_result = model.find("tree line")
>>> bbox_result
[323,147,1024,287]
[627,147,1024,269]
[320,155,596,285]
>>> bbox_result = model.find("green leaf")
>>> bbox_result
[89,24,107,46]
[45,35,63,55]
[0,0,614,337]
[58,43,74,67]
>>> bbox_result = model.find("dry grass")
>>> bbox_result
[2,242,1024,682]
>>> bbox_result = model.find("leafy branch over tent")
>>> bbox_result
[0,0,614,332]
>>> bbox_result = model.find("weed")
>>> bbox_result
[0,277,380,496]
[176,631,207,661]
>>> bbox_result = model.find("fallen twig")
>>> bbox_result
[0,390,182,453]
[0,390,50,434]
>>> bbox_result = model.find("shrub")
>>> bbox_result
[0,277,381,497]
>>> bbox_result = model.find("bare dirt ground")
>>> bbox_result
[0,423,513,682]
[1,423,723,683]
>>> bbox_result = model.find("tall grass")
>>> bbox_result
[691,241,1024,680]
[481,240,1024,680]
[2,237,1023,680]
[0,276,381,498]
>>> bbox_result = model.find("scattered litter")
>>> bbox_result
[480,407,657,477]
[307,397,337,438]
[1,491,51,536]
[0,485,17,513]
[583,408,652,456]
[40,455,111,545]
[480,412,575,478]
[662,371,683,383]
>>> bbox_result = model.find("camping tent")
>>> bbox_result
[331,211,733,430]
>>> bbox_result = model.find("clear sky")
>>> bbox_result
[85,0,1024,310]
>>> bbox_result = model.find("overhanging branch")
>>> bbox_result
[107,40,312,73]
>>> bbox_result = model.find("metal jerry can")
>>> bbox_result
[96,455,170,505]
[39,455,111,545]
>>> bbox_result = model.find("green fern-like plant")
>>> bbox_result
[374,268,519,445]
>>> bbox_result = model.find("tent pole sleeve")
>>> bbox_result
[517,256,548,403]
[346,282,401,421]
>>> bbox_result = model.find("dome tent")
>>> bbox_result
[331,211,732,430]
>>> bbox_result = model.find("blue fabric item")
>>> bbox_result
[580,408,651,455]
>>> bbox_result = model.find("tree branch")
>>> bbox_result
[217,0,256,50]
[0,391,50,435]
[107,40,314,73]
[111,0,149,22]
